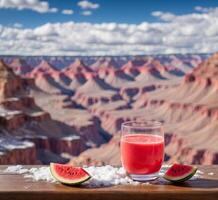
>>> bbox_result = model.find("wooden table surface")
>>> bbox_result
[0,165,218,200]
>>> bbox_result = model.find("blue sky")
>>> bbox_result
[1,0,218,28]
[0,0,218,55]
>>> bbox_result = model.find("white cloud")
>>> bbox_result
[78,0,99,10]
[195,6,215,13]
[152,11,175,21]
[1,7,218,55]
[13,23,23,28]
[0,0,58,13]
[81,10,92,16]
[62,9,74,15]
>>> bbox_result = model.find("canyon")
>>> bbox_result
[1,53,216,165]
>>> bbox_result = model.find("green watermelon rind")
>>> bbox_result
[50,163,91,185]
[163,166,197,183]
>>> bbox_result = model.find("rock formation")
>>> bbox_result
[9,58,32,75]
[0,60,101,164]
[0,54,211,166]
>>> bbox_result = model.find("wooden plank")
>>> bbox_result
[0,165,218,200]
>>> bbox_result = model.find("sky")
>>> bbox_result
[0,0,218,55]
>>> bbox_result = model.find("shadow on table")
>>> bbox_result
[160,178,218,189]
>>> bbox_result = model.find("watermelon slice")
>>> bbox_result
[163,164,197,183]
[50,163,91,185]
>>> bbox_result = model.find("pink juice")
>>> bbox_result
[121,134,164,174]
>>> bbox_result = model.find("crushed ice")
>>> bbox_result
[3,165,201,187]
[24,167,55,182]
[84,165,140,187]
[208,172,214,176]
[3,165,29,174]
[3,165,140,187]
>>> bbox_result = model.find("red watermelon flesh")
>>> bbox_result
[164,164,197,183]
[50,163,91,185]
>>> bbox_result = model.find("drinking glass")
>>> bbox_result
[120,120,164,181]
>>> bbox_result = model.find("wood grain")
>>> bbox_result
[0,165,218,200]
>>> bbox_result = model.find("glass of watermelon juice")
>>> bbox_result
[121,120,164,181]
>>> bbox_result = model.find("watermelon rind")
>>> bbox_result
[50,163,91,185]
[163,165,197,183]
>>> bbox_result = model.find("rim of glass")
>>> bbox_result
[122,120,162,130]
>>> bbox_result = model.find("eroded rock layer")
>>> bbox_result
[0,54,213,165]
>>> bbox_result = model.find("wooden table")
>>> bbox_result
[0,165,218,200]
